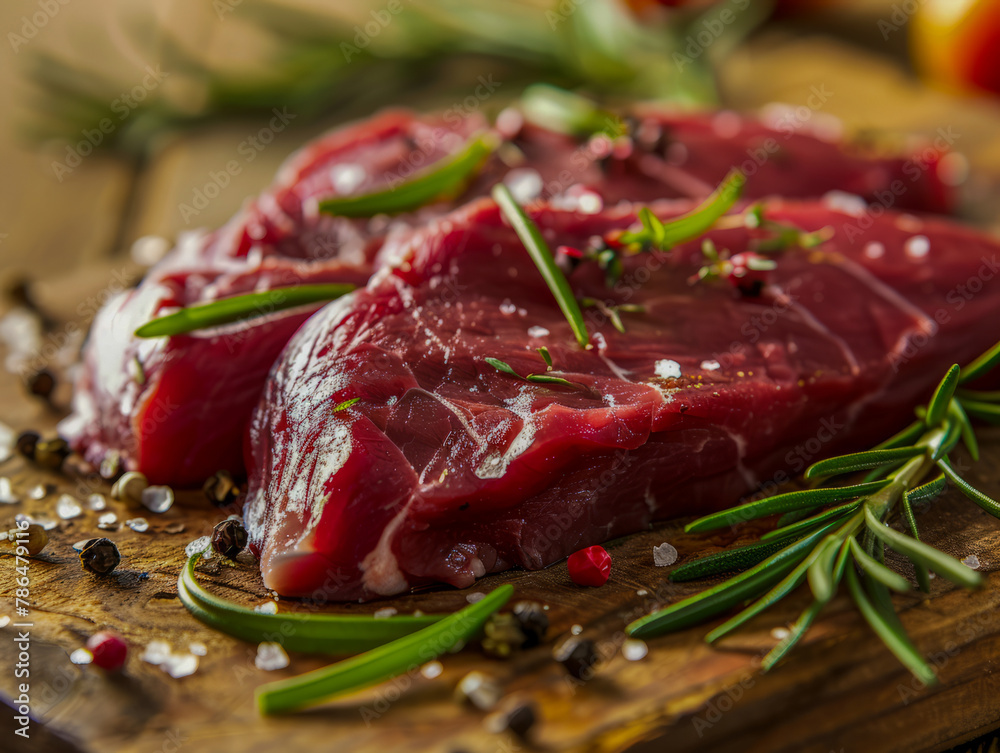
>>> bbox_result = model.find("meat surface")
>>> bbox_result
[244,195,1000,601]
[62,103,957,485]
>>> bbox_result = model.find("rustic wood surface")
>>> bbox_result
[3,3,1000,752]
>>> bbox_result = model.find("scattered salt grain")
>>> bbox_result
[330,163,367,195]
[653,542,678,567]
[162,653,199,678]
[29,484,49,501]
[636,589,648,597]
[499,300,517,316]
[189,642,207,657]
[570,624,583,636]
[97,513,118,531]
[654,359,682,380]
[771,627,790,641]
[864,242,885,260]
[421,661,443,679]
[373,607,398,619]
[185,536,212,558]
[126,518,150,533]
[142,485,174,514]
[0,615,9,628]
[255,642,289,671]
[130,235,171,267]
[503,168,543,203]
[963,554,981,570]
[700,360,721,372]
[0,478,18,505]
[0,423,13,463]
[254,602,278,615]
[87,494,107,511]
[622,639,648,661]
[527,326,550,338]
[16,513,57,531]
[142,641,172,665]
[905,235,931,260]
[70,649,93,665]
[56,495,82,520]
[466,592,486,604]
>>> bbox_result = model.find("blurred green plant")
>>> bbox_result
[24,0,771,156]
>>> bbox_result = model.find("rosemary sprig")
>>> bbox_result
[134,284,354,338]
[256,584,513,714]
[485,357,575,387]
[492,183,590,348]
[628,340,1000,679]
[617,169,746,251]
[318,132,499,218]
[177,552,443,654]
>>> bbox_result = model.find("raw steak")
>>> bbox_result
[62,104,958,485]
[245,196,1000,601]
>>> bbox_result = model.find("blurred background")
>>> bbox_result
[1,0,1000,290]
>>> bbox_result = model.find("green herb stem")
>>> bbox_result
[256,584,513,714]
[135,284,355,338]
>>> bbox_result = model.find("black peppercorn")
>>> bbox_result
[554,636,598,680]
[25,369,56,402]
[481,613,526,659]
[203,470,241,507]
[503,702,537,739]
[511,601,548,647]
[15,431,39,460]
[80,538,121,575]
[211,519,247,559]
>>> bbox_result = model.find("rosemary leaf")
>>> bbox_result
[685,480,890,533]
[493,183,590,347]
[930,419,963,462]
[760,501,860,542]
[628,521,839,638]
[669,538,792,582]
[256,584,513,714]
[849,536,911,593]
[761,598,824,672]
[485,357,518,376]
[485,357,576,387]
[332,397,360,413]
[135,284,355,338]
[620,170,745,250]
[958,339,1000,385]
[538,346,553,369]
[806,536,841,604]
[804,446,925,480]
[318,132,498,218]
[900,489,932,593]
[949,400,979,462]
[177,553,442,654]
[958,398,1000,424]
[937,457,1000,518]
[846,566,937,686]
[925,364,961,427]
[863,505,981,589]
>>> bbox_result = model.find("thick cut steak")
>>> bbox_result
[245,197,1000,601]
[62,105,956,485]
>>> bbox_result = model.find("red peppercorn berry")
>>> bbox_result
[567,545,611,587]
[86,630,128,672]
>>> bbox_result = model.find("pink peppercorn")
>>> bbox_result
[567,545,612,587]
[86,631,128,672]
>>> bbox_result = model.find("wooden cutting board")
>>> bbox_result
[4,23,1000,753]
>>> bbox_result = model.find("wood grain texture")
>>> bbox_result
[3,9,1000,753]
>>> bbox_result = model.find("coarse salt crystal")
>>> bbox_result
[142,641,172,665]
[963,554,981,570]
[163,653,199,678]
[466,592,486,604]
[185,536,212,558]
[189,642,207,657]
[654,359,682,380]
[905,235,930,259]
[420,661,443,679]
[254,602,278,615]
[255,642,290,671]
[571,624,583,635]
[622,639,648,661]
[142,486,174,514]
[126,518,150,533]
[88,494,107,511]
[56,495,82,520]
[653,542,678,567]
[70,648,93,665]
[29,484,48,500]
[0,478,18,505]
[700,359,721,372]
[97,513,118,530]
[373,607,398,619]
[527,326,550,338]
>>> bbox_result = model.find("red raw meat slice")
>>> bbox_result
[244,197,1000,600]
[62,105,958,485]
